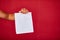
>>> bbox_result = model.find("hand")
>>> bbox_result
[19,8,29,14]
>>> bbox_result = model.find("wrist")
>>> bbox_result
[8,14,15,20]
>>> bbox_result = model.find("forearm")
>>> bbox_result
[0,14,15,20]
[0,10,15,20]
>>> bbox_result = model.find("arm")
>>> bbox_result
[0,8,29,20]
[0,10,14,20]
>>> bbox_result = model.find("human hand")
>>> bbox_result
[19,8,29,14]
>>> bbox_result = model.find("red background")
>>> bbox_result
[0,0,60,40]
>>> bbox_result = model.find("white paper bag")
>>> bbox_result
[15,12,34,34]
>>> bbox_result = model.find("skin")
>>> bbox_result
[0,8,29,20]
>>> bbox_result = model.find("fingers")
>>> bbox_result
[19,8,29,14]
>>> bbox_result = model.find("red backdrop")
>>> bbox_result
[0,0,60,40]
